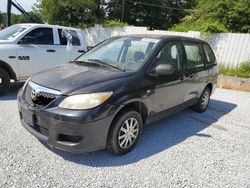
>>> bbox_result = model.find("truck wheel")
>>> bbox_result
[107,109,143,155]
[0,68,11,96]
[192,87,211,113]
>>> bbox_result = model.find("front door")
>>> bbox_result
[149,41,187,113]
[17,27,57,79]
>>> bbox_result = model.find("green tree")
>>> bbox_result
[172,0,250,33]
[1,12,42,25]
[0,12,3,24]
[106,0,195,30]
[36,0,105,28]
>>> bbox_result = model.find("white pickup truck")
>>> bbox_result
[0,23,88,95]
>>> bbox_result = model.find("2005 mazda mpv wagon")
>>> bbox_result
[18,35,218,155]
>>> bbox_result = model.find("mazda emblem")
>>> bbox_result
[31,89,38,100]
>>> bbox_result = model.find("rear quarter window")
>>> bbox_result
[184,43,204,69]
[203,44,216,65]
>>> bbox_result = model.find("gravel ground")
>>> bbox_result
[0,83,250,188]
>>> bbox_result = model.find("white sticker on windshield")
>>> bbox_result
[141,38,159,43]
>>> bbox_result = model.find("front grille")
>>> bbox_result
[24,81,60,107]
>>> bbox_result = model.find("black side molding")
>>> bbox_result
[46,49,56,53]
[78,50,85,53]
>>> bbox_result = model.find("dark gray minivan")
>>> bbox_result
[18,35,218,155]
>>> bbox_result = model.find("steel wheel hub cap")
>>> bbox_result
[201,91,210,109]
[118,118,139,149]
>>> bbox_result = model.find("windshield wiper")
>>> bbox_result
[88,59,125,72]
[72,60,104,67]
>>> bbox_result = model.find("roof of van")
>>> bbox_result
[113,34,207,43]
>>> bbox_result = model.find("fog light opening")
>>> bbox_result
[57,134,83,144]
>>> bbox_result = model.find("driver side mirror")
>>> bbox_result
[155,64,174,76]
[18,36,36,44]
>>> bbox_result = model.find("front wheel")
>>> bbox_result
[0,68,11,96]
[107,110,143,155]
[192,87,211,113]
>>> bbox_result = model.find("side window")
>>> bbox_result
[23,28,53,45]
[58,29,67,45]
[58,29,81,46]
[203,44,216,65]
[184,43,204,69]
[70,30,80,46]
[155,42,183,71]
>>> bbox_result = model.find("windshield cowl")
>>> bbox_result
[72,60,126,72]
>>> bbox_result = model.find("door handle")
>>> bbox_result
[78,50,85,53]
[46,49,56,53]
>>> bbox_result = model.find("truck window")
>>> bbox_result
[184,43,204,69]
[58,29,80,46]
[58,29,68,45]
[203,44,216,65]
[22,28,54,45]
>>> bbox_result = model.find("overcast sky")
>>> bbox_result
[0,0,37,14]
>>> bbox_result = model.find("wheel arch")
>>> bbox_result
[113,100,149,124]
[0,60,17,80]
[106,100,148,150]
[106,100,149,142]
[206,82,213,93]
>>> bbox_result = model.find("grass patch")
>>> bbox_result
[102,20,128,28]
[219,62,250,78]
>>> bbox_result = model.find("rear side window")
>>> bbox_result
[70,30,80,46]
[58,29,80,46]
[184,43,204,69]
[58,29,67,45]
[203,44,216,64]
[23,28,54,45]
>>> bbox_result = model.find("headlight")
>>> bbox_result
[59,92,113,110]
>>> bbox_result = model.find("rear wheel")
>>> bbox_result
[192,87,211,113]
[107,110,143,155]
[0,68,10,96]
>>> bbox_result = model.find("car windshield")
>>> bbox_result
[77,37,160,72]
[0,25,30,40]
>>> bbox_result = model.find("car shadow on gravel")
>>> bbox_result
[42,99,237,167]
[0,82,24,100]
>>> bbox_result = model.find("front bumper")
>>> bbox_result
[17,89,116,153]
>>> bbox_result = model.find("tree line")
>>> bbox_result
[0,0,249,33]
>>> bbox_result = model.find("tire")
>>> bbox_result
[0,67,11,96]
[107,109,143,155]
[192,87,211,113]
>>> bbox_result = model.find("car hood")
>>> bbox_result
[30,63,132,95]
